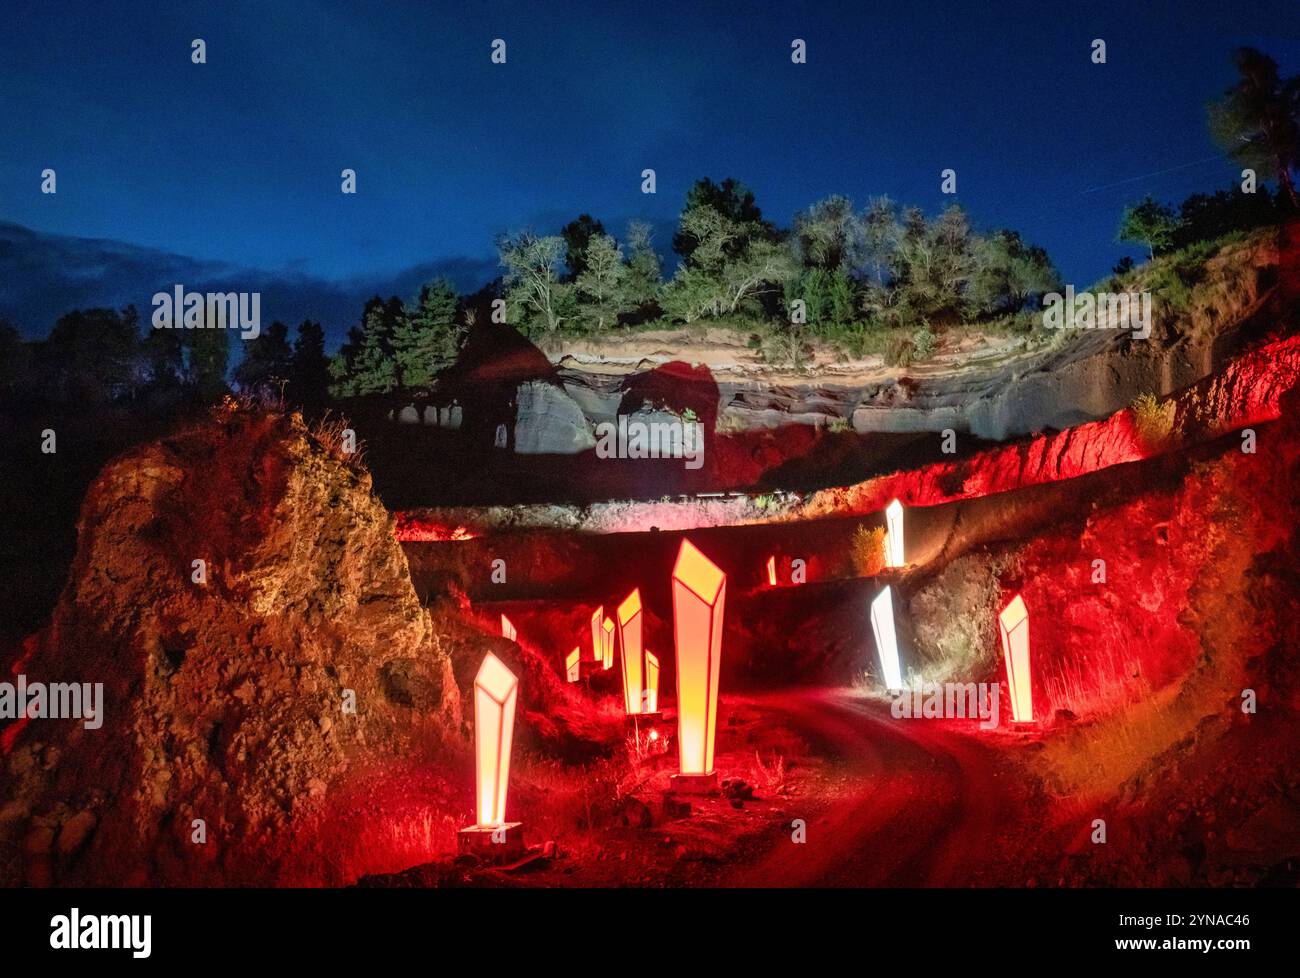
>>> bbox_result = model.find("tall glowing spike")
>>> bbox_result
[766,555,777,586]
[870,585,904,691]
[617,589,646,714]
[589,607,603,662]
[472,652,518,826]
[885,499,905,568]
[672,539,726,777]
[999,594,1033,723]
[602,616,615,670]
[644,650,660,714]
[565,647,581,683]
[500,614,517,642]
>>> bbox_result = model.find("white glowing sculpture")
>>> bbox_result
[589,607,603,662]
[644,650,660,714]
[602,616,615,670]
[999,594,1033,723]
[617,589,648,714]
[500,614,517,642]
[565,647,581,683]
[672,539,726,779]
[473,652,518,827]
[885,499,905,568]
[870,585,904,691]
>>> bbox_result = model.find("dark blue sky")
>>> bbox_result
[2,0,1298,338]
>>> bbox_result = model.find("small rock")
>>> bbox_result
[23,824,55,856]
[56,811,97,856]
[663,796,692,820]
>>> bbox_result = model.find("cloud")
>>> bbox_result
[0,221,499,349]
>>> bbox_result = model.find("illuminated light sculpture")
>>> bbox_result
[869,586,904,691]
[767,555,777,586]
[671,539,726,793]
[999,594,1033,723]
[885,499,905,568]
[500,614,517,642]
[617,589,653,715]
[565,647,581,683]
[589,607,603,662]
[601,616,615,670]
[458,652,524,858]
[644,651,660,714]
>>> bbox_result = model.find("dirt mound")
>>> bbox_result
[1,405,460,885]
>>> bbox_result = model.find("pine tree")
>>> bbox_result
[234,320,292,393]
[290,320,330,410]
[575,234,628,331]
[330,297,402,397]
[393,278,462,388]
[623,221,662,309]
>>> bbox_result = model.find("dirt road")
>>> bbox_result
[724,688,1034,887]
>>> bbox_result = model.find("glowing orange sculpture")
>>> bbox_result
[672,539,726,779]
[644,651,660,713]
[589,607,603,662]
[617,589,648,714]
[999,594,1033,723]
[565,647,581,683]
[472,652,518,826]
[602,616,615,670]
[766,555,777,586]
[500,614,517,642]
[885,499,905,568]
[870,585,904,690]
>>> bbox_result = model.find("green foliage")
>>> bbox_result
[672,177,776,262]
[289,320,330,410]
[911,326,936,361]
[792,194,863,271]
[0,322,31,397]
[393,278,463,388]
[1208,47,1299,208]
[622,221,662,310]
[1173,185,1282,247]
[39,306,144,402]
[665,203,796,321]
[884,333,916,368]
[966,230,1060,317]
[560,214,606,279]
[234,320,292,393]
[574,233,630,331]
[749,323,814,372]
[498,232,575,334]
[185,326,231,403]
[787,266,857,335]
[328,296,404,397]
[1118,196,1179,259]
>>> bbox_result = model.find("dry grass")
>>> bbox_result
[1131,392,1175,449]
[310,410,367,470]
[849,524,886,577]
[748,750,787,794]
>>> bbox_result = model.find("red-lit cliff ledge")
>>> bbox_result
[394,332,1300,541]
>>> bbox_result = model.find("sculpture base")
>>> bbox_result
[458,823,525,862]
[627,711,663,723]
[669,771,718,795]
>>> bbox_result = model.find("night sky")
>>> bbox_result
[2,0,1298,340]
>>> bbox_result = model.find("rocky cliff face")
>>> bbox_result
[1,405,460,885]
